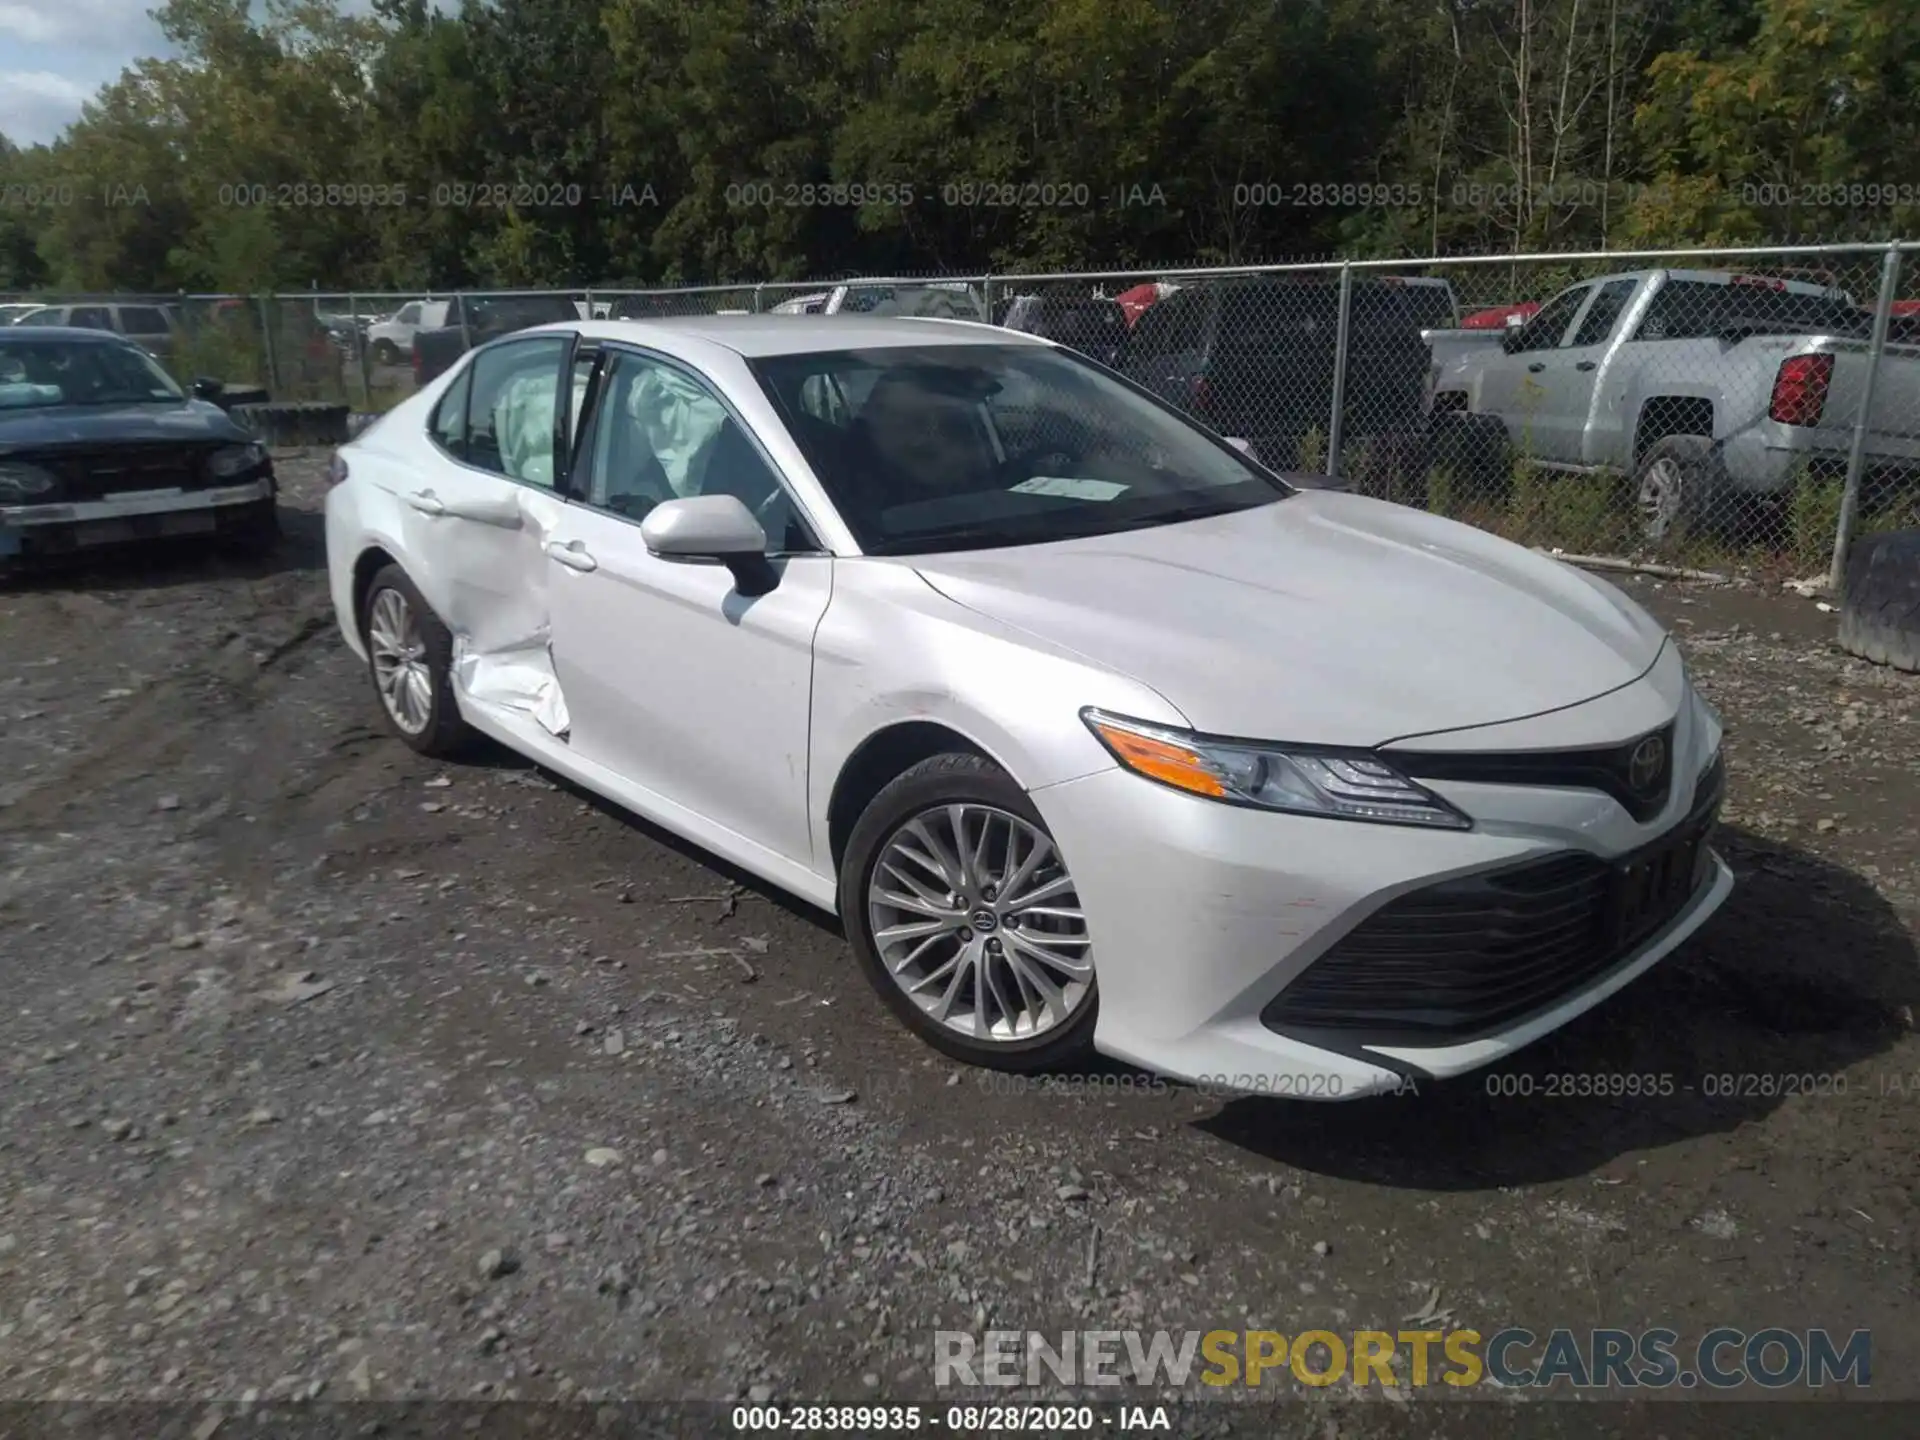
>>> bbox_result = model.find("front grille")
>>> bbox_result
[1262,756,1722,1045]
[1391,721,1676,823]
[33,445,220,501]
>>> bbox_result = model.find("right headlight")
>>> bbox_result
[1081,708,1472,830]
[0,462,58,498]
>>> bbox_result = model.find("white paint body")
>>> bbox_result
[325,315,1731,1097]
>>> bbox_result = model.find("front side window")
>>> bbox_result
[396,303,422,325]
[754,342,1290,556]
[579,349,809,549]
[14,308,65,327]
[1510,285,1589,352]
[69,307,114,331]
[465,337,569,485]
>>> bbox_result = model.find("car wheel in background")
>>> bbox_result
[1634,435,1722,545]
[372,339,401,366]
[1839,528,1920,673]
[361,563,474,756]
[1429,411,1512,506]
[840,752,1098,1071]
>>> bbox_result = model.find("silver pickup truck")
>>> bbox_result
[1425,269,1920,539]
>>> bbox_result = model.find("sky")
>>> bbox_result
[0,0,173,145]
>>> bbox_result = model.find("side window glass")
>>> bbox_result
[71,307,114,330]
[466,338,568,484]
[567,351,596,448]
[430,363,473,458]
[397,303,421,325]
[1512,286,1587,352]
[586,351,807,547]
[1569,279,1638,348]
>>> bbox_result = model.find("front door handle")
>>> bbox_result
[1527,362,1547,373]
[405,489,446,516]
[546,540,598,572]
[1575,360,1598,372]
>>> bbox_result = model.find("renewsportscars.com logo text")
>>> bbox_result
[934,1328,1871,1391]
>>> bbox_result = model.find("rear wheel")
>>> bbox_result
[841,753,1098,1071]
[1634,435,1722,545]
[362,563,473,756]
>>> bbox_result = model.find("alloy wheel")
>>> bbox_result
[367,587,433,735]
[866,803,1093,1044]
[1637,458,1684,542]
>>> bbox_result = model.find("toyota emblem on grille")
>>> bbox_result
[1628,734,1667,794]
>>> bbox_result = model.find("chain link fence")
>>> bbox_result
[6,242,1914,578]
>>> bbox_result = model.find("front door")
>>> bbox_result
[545,346,832,868]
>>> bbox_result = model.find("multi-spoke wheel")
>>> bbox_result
[360,562,473,756]
[842,752,1098,1069]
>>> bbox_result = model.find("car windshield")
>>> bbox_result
[752,342,1291,555]
[0,338,184,409]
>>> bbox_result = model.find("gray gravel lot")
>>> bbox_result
[1,452,1916,1434]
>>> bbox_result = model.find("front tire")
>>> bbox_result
[361,563,474,757]
[840,753,1098,1071]
[371,339,401,366]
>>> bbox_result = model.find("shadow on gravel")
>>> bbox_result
[0,501,324,589]
[1197,823,1920,1189]
[539,765,846,932]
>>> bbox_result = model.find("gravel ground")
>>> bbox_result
[1,452,1916,1435]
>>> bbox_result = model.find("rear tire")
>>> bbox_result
[840,752,1099,1072]
[361,563,474,757]
[1634,435,1723,545]
[1429,411,1512,505]
[1839,528,1920,673]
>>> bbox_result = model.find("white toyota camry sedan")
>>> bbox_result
[323,314,1732,1099]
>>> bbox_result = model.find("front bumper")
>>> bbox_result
[0,477,275,557]
[1034,674,1731,1100]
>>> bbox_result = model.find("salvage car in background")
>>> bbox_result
[1,328,278,563]
[325,313,1729,1096]
[999,293,1131,368]
[410,294,585,385]
[1428,269,1920,539]
[1121,276,1433,470]
[11,301,179,360]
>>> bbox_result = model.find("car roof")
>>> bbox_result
[562,314,1047,358]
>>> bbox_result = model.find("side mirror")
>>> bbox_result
[639,494,778,596]
[1499,328,1524,354]
[191,376,224,401]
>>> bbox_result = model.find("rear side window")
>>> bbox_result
[430,364,473,458]
[119,306,170,334]
[466,337,569,485]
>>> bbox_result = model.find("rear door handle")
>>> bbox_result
[1575,360,1598,372]
[405,489,446,516]
[1527,362,1547,373]
[545,540,598,572]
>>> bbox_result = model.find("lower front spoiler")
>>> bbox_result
[0,477,275,560]
[1097,853,1735,1102]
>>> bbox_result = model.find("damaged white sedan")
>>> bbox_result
[324,315,1732,1098]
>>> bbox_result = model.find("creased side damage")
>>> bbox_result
[442,369,574,736]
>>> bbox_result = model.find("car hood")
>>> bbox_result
[911,491,1668,746]
[0,400,247,449]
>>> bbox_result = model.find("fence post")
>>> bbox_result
[457,291,473,354]
[352,290,373,410]
[982,273,995,324]
[1325,261,1354,478]
[1828,243,1904,593]
[257,293,280,395]
[752,283,765,314]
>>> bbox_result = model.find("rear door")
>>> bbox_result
[398,336,575,731]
